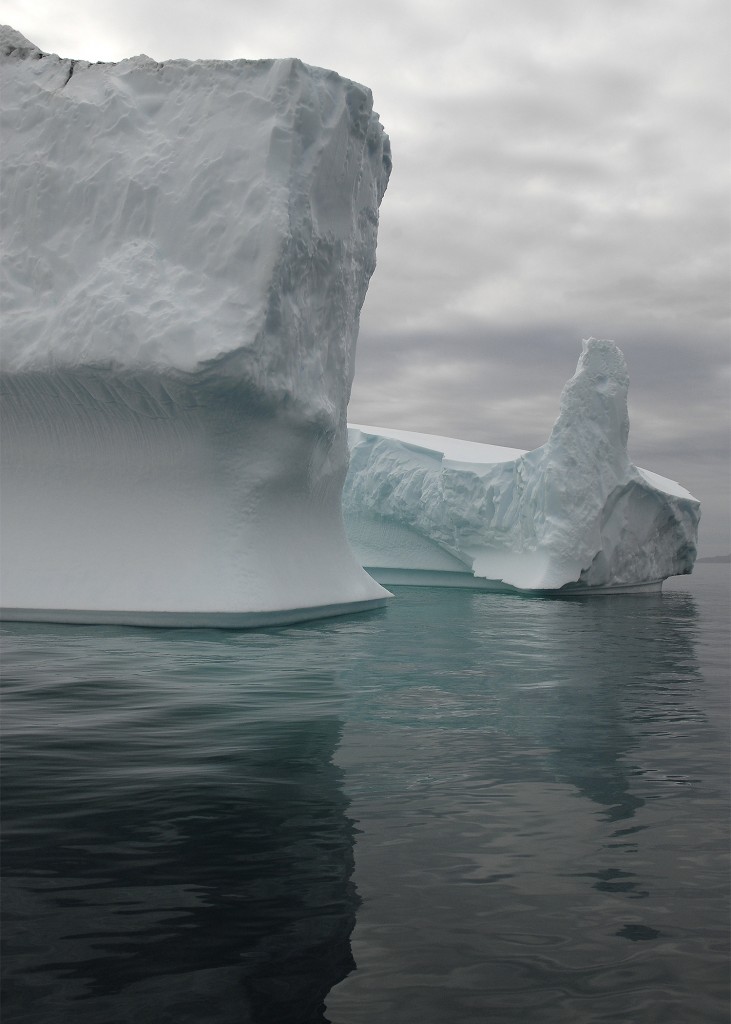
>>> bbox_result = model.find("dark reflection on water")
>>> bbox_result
[2,567,729,1024]
[1,626,364,1023]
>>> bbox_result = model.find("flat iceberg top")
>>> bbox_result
[350,423,693,499]
[635,466,696,501]
[348,424,526,465]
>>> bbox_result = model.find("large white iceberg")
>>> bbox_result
[0,27,391,626]
[345,339,700,594]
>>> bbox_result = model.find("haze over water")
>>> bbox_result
[2,564,729,1023]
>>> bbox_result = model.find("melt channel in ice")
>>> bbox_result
[0,26,392,626]
[345,338,700,594]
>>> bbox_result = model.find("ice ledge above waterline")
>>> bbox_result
[0,598,390,629]
[358,568,666,596]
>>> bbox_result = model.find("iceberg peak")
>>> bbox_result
[0,25,41,59]
[551,337,630,454]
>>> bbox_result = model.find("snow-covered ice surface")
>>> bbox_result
[345,339,700,594]
[0,27,391,625]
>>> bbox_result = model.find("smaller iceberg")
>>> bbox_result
[345,339,700,594]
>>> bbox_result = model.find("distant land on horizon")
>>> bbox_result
[695,554,731,564]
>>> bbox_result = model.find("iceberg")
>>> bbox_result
[345,339,700,594]
[0,27,391,626]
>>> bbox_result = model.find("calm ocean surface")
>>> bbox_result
[2,564,729,1024]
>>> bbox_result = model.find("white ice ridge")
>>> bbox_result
[345,339,700,594]
[0,26,391,626]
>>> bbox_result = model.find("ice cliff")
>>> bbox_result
[345,339,700,593]
[0,27,391,625]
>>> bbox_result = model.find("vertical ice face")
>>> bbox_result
[345,339,700,592]
[0,27,391,624]
[491,338,697,589]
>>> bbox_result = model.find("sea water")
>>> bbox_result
[1,564,728,1024]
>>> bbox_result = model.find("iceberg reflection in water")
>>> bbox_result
[1,566,729,1023]
[1,635,360,1024]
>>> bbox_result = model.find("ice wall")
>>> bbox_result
[345,339,700,593]
[0,27,391,625]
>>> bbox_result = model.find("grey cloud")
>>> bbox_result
[351,321,729,453]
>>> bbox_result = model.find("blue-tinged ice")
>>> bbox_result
[345,339,700,594]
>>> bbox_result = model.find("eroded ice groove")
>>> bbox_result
[345,339,700,594]
[0,26,391,625]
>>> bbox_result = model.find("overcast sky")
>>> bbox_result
[5,0,730,552]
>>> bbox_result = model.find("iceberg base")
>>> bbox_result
[363,567,664,596]
[0,597,390,630]
[0,368,390,624]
